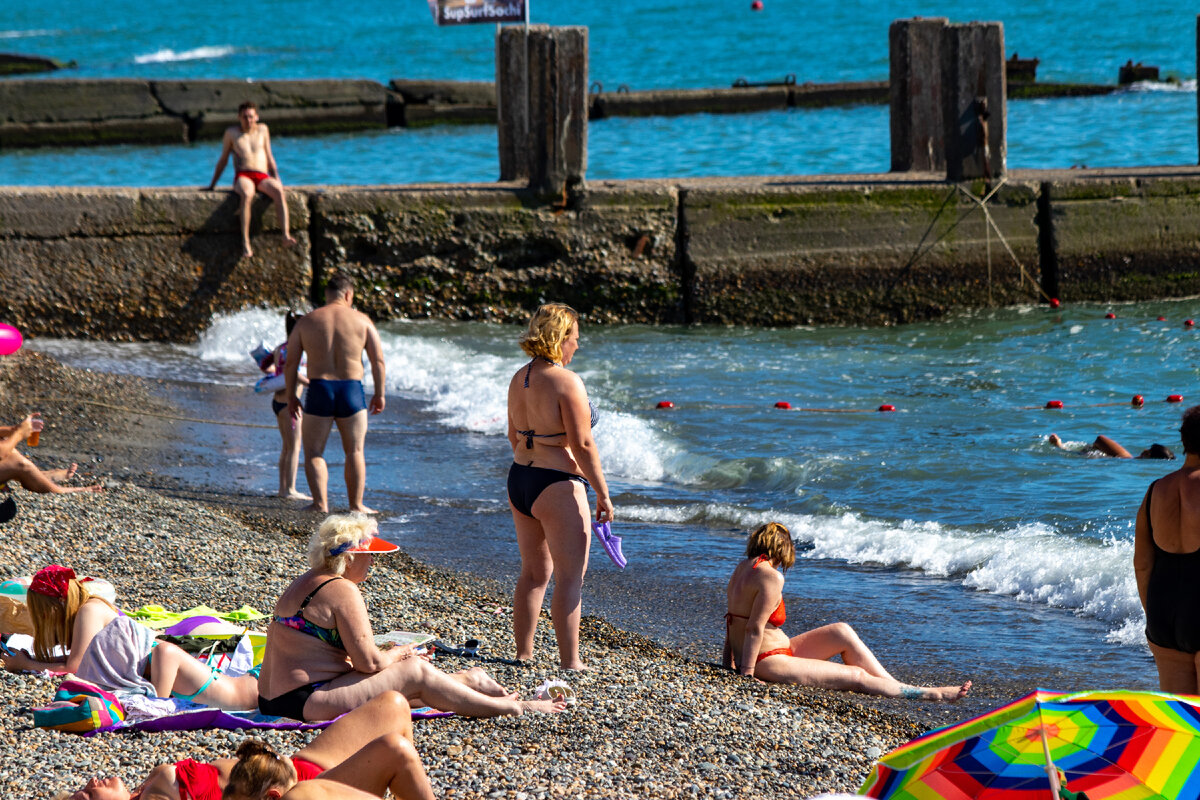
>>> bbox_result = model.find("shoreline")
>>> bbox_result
[0,350,943,799]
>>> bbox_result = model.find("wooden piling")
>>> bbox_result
[496,25,588,196]
[889,17,948,172]
[942,22,1006,181]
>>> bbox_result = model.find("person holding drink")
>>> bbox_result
[0,413,102,494]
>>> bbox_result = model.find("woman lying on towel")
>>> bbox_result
[59,691,433,800]
[1,564,257,710]
[724,522,972,701]
[257,513,565,722]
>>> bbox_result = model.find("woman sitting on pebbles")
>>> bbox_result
[2,565,257,710]
[60,691,433,800]
[257,513,565,722]
[724,522,972,701]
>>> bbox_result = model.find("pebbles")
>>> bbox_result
[0,352,926,799]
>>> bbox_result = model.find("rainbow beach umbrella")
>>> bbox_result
[860,688,1200,800]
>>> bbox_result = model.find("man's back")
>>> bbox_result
[298,303,370,380]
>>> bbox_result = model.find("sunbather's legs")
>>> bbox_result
[452,666,511,698]
[0,453,100,494]
[755,649,971,701]
[293,691,414,769]
[148,642,258,710]
[788,622,896,681]
[318,733,435,800]
[303,658,565,720]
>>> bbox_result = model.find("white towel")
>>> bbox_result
[74,616,157,696]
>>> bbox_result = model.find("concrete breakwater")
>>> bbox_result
[0,75,1122,148]
[4,167,1200,339]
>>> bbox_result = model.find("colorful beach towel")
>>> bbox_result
[126,604,267,629]
[83,703,452,737]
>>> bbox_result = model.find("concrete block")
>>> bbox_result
[402,104,497,128]
[0,117,185,148]
[889,18,947,172]
[310,183,680,323]
[1045,176,1200,300]
[942,22,1006,180]
[0,79,161,124]
[390,79,496,106]
[683,180,1039,325]
[591,87,787,119]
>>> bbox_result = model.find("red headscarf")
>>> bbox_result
[29,564,76,599]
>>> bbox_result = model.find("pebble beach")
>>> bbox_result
[0,351,948,800]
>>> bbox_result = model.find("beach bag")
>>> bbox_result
[32,678,126,733]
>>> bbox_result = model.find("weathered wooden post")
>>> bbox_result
[496,25,588,196]
[889,17,948,172]
[942,22,1006,181]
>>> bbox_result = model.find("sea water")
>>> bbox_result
[32,300,1200,700]
[2,0,1200,184]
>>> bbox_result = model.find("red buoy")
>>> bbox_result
[1132,394,1145,407]
[774,401,792,409]
[878,404,896,412]
[1167,394,1184,403]
[1045,400,1064,409]
[1105,312,1116,319]
[1157,316,1167,322]
[655,401,674,409]
[1049,298,1061,309]
[1187,320,1196,328]
[750,0,764,9]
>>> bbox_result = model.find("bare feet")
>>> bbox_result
[924,680,972,702]
[283,234,297,247]
[519,699,567,714]
[279,490,312,501]
[349,504,378,515]
[562,662,590,672]
[60,484,104,494]
[301,503,327,513]
[242,242,254,259]
[45,464,79,482]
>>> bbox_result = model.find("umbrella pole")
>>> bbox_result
[1040,726,1062,799]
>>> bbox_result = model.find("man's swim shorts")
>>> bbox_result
[305,379,367,418]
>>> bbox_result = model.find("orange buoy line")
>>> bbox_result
[654,401,898,413]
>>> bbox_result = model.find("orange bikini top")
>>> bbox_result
[725,555,786,627]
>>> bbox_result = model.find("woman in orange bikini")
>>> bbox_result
[723,522,971,701]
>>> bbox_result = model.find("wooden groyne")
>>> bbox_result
[4,167,1200,339]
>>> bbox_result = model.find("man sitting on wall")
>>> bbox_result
[205,100,297,259]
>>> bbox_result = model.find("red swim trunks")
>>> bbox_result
[235,170,270,187]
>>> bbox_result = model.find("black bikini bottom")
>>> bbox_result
[507,462,589,517]
[258,680,325,721]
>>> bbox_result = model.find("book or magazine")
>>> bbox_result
[373,631,435,652]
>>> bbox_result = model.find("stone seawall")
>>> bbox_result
[4,167,1200,339]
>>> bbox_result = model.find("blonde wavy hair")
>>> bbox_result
[308,513,377,574]
[519,303,579,363]
[27,578,97,662]
[745,522,796,571]
[222,739,297,800]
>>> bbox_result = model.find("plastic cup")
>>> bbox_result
[27,430,39,447]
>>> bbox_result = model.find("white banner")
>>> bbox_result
[427,0,526,26]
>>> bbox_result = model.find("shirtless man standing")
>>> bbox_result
[284,274,386,513]
[205,100,297,258]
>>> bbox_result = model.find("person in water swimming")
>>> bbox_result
[1048,433,1174,459]
[506,303,613,670]
[723,522,972,701]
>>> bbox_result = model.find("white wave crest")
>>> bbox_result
[1123,78,1197,93]
[0,29,62,39]
[621,502,1144,636]
[134,45,236,64]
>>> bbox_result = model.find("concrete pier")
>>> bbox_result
[6,167,1200,338]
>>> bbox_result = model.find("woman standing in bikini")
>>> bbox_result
[506,303,613,670]
[1134,405,1200,693]
[724,522,971,701]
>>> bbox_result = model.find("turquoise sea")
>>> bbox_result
[7,1,1200,711]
